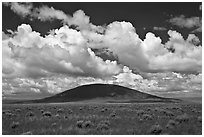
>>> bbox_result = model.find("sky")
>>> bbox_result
[2,2,202,100]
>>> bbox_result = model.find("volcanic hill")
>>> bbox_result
[29,84,180,103]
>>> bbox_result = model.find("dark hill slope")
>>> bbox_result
[30,84,179,103]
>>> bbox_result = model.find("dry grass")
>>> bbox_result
[2,103,202,135]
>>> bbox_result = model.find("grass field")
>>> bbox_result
[2,102,202,135]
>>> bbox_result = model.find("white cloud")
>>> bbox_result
[4,23,201,79]
[34,6,69,22]
[4,3,104,32]
[186,34,200,45]
[82,21,201,73]
[142,30,202,73]
[100,21,150,72]
[172,72,183,79]
[2,32,9,40]
[167,30,184,40]
[169,15,201,28]
[114,66,143,84]
[2,24,122,79]
[3,2,32,17]
[143,72,202,97]
[153,26,167,31]
[169,15,202,32]
[142,32,168,58]
[188,73,202,84]
[30,88,41,93]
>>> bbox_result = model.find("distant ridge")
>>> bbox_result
[19,84,180,104]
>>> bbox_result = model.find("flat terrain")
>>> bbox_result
[2,102,202,135]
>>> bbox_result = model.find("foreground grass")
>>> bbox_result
[2,102,202,135]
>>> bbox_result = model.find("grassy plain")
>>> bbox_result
[2,102,202,135]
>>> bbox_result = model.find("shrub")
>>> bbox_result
[96,120,110,131]
[5,112,13,117]
[148,124,162,135]
[168,119,176,126]
[15,109,21,113]
[57,108,63,113]
[161,110,174,117]
[96,123,109,131]
[110,112,116,118]
[154,107,160,112]
[68,109,73,114]
[26,111,34,117]
[11,122,20,129]
[166,120,176,129]
[147,108,152,111]
[101,109,105,113]
[27,107,32,111]
[191,109,197,113]
[76,120,84,128]
[142,114,153,120]
[64,115,68,119]
[101,108,108,113]
[175,113,189,123]
[55,114,60,119]
[4,110,11,114]
[83,120,93,128]
[42,111,52,117]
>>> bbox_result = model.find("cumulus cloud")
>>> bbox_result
[85,21,150,72]
[186,34,200,46]
[104,22,150,71]
[2,24,122,79]
[141,30,202,73]
[169,15,202,32]
[109,66,161,94]
[2,32,9,40]
[3,22,202,81]
[82,21,202,73]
